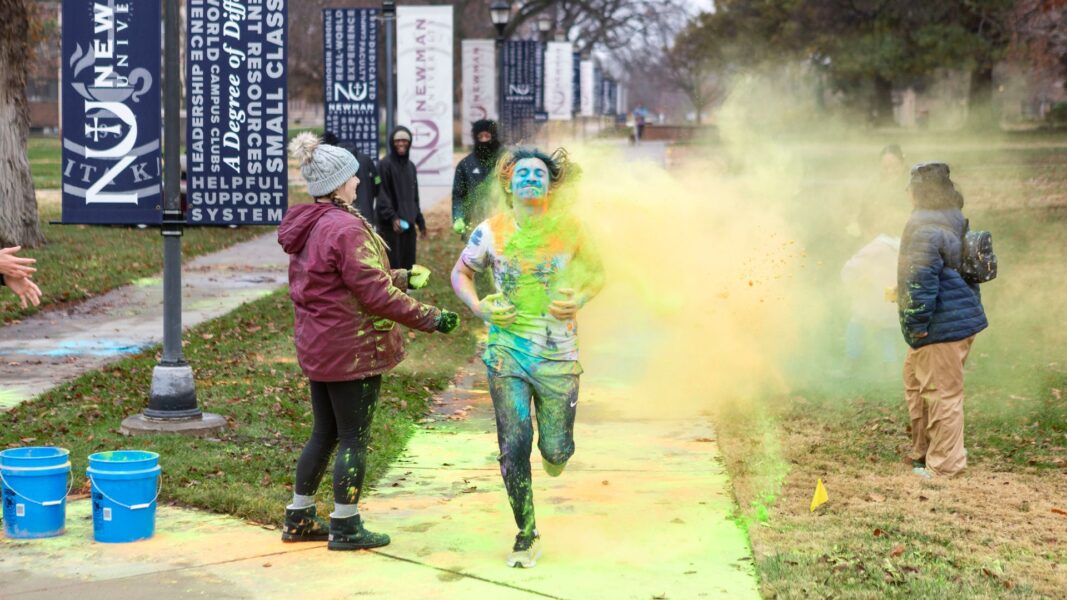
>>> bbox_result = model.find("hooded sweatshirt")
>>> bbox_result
[278,202,440,381]
[376,126,424,231]
[452,120,502,226]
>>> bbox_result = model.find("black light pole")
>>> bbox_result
[124,0,223,435]
[383,0,396,140]
[490,1,510,127]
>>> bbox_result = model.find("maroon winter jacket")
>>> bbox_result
[278,202,441,382]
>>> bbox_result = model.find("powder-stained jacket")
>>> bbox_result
[897,208,987,349]
[278,202,441,381]
[451,150,499,230]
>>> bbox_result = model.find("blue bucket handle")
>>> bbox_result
[88,473,162,511]
[0,464,73,507]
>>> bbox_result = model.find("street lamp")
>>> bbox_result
[537,14,552,42]
[383,0,397,141]
[122,0,224,436]
[490,1,510,124]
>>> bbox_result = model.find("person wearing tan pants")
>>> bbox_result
[897,162,988,479]
[903,335,976,476]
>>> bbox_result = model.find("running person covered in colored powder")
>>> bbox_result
[450,148,605,568]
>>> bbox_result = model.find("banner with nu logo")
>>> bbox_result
[501,40,544,144]
[61,0,162,224]
[323,8,379,159]
[461,39,496,147]
[543,41,573,121]
[397,5,453,186]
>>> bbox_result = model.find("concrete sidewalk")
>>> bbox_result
[0,364,759,599]
[0,232,288,410]
[0,186,453,412]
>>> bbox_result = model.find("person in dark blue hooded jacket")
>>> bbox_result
[897,162,987,479]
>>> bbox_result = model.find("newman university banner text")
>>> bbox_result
[461,39,496,147]
[186,0,288,225]
[62,0,162,224]
[502,40,543,143]
[323,8,379,158]
[397,6,453,185]
[543,41,573,121]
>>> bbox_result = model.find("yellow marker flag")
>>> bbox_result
[810,479,829,513]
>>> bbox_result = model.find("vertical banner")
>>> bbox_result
[593,65,603,116]
[579,60,595,117]
[397,6,453,186]
[186,0,288,226]
[461,39,496,147]
[61,0,161,224]
[572,52,581,116]
[543,41,573,121]
[502,40,543,143]
[602,78,617,116]
[323,9,379,158]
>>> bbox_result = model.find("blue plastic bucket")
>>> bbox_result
[0,447,71,539]
[86,450,161,543]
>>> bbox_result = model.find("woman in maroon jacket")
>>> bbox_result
[278,133,459,551]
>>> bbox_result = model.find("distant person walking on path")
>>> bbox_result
[278,133,459,551]
[451,148,605,568]
[452,119,503,239]
[321,131,381,232]
[0,246,41,308]
[897,162,987,479]
[377,126,424,269]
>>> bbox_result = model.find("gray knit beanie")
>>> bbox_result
[288,132,360,197]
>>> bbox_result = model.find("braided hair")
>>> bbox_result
[316,191,391,254]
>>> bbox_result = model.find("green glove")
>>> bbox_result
[452,218,466,235]
[409,264,431,289]
[436,310,460,334]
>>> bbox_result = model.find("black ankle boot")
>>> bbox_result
[328,514,391,550]
[281,506,329,542]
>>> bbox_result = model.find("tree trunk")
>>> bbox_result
[871,75,895,127]
[0,0,44,248]
[966,65,998,130]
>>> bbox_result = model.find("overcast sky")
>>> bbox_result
[686,0,713,14]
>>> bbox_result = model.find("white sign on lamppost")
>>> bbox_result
[397,6,453,185]
[579,60,595,118]
[544,41,574,121]
[461,40,497,146]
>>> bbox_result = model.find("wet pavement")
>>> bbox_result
[0,364,758,599]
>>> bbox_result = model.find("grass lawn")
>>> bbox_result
[0,204,264,322]
[28,136,61,189]
[7,135,287,322]
[711,133,1067,598]
[0,212,477,526]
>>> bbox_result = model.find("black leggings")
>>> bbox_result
[293,376,381,505]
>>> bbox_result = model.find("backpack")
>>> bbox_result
[959,219,997,284]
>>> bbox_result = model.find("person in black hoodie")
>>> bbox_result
[321,131,381,231]
[377,126,424,270]
[451,119,503,239]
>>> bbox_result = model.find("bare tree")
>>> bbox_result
[661,18,727,124]
[0,0,44,248]
[505,0,688,54]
